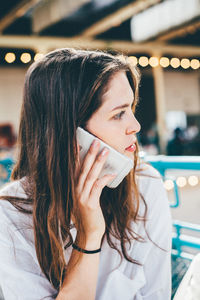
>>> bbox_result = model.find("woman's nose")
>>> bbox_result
[126,115,141,135]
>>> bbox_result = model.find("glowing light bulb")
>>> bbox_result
[149,57,159,67]
[181,58,190,69]
[34,53,44,61]
[5,52,16,63]
[128,56,138,66]
[170,58,180,68]
[20,53,31,63]
[188,176,199,186]
[164,179,174,191]
[190,59,200,70]
[176,176,187,187]
[160,57,170,68]
[138,56,148,67]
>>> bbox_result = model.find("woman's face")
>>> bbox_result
[86,71,141,160]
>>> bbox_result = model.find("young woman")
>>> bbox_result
[0,48,172,300]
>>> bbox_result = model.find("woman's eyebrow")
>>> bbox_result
[110,100,134,112]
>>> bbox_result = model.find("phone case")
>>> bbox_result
[76,127,134,188]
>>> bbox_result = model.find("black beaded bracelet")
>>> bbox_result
[72,243,101,254]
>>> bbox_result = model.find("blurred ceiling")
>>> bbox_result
[0,0,199,55]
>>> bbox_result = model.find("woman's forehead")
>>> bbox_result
[101,72,134,109]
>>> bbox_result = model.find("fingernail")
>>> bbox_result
[92,139,99,149]
[101,148,109,156]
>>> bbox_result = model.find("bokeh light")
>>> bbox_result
[160,57,170,68]
[34,53,44,61]
[149,56,159,67]
[20,53,31,63]
[190,59,200,70]
[176,176,187,188]
[188,176,199,186]
[181,58,190,69]
[5,52,16,63]
[138,56,149,67]
[164,179,174,191]
[170,58,180,68]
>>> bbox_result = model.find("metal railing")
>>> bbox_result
[0,158,14,186]
[172,220,200,260]
[145,155,200,261]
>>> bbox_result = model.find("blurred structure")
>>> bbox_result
[0,123,16,158]
[0,123,16,187]
[0,0,199,154]
[145,154,200,297]
[167,127,185,156]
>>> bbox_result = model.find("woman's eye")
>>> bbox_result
[113,111,125,120]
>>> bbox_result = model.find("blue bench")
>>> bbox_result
[0,158,14,187]
[145,155,200,299]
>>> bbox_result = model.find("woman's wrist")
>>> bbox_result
[72,243,101,254]
[75,234,103,250]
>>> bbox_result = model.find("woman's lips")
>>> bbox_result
[125,144,136,152]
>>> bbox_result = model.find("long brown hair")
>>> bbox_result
[0,48,147,291]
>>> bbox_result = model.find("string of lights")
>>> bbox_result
[1,52,200,69]
[4,52,44,64]
[128,56,200,70]
[164,175,199,191]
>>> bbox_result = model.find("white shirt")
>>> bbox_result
[0,165,172,300]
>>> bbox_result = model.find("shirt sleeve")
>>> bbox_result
[0,202,58,300]
[136,168,172,300]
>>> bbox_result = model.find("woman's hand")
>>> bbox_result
[75,139,116,247]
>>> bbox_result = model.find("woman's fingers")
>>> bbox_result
[89,174,116,205]
[81,148,110,200]
[76,139,100,194]
[74,138,117,239]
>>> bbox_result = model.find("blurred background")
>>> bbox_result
[0,0,200,299]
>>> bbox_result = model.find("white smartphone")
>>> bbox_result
[76,127,134,188]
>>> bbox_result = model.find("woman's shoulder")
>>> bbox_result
[135,161,169,214]
[0,178,27,199]
[0,178,27,217]
[134,161,172,250]
[136,160,161,178]
[136,161,163,192]
[0,179,34,248]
